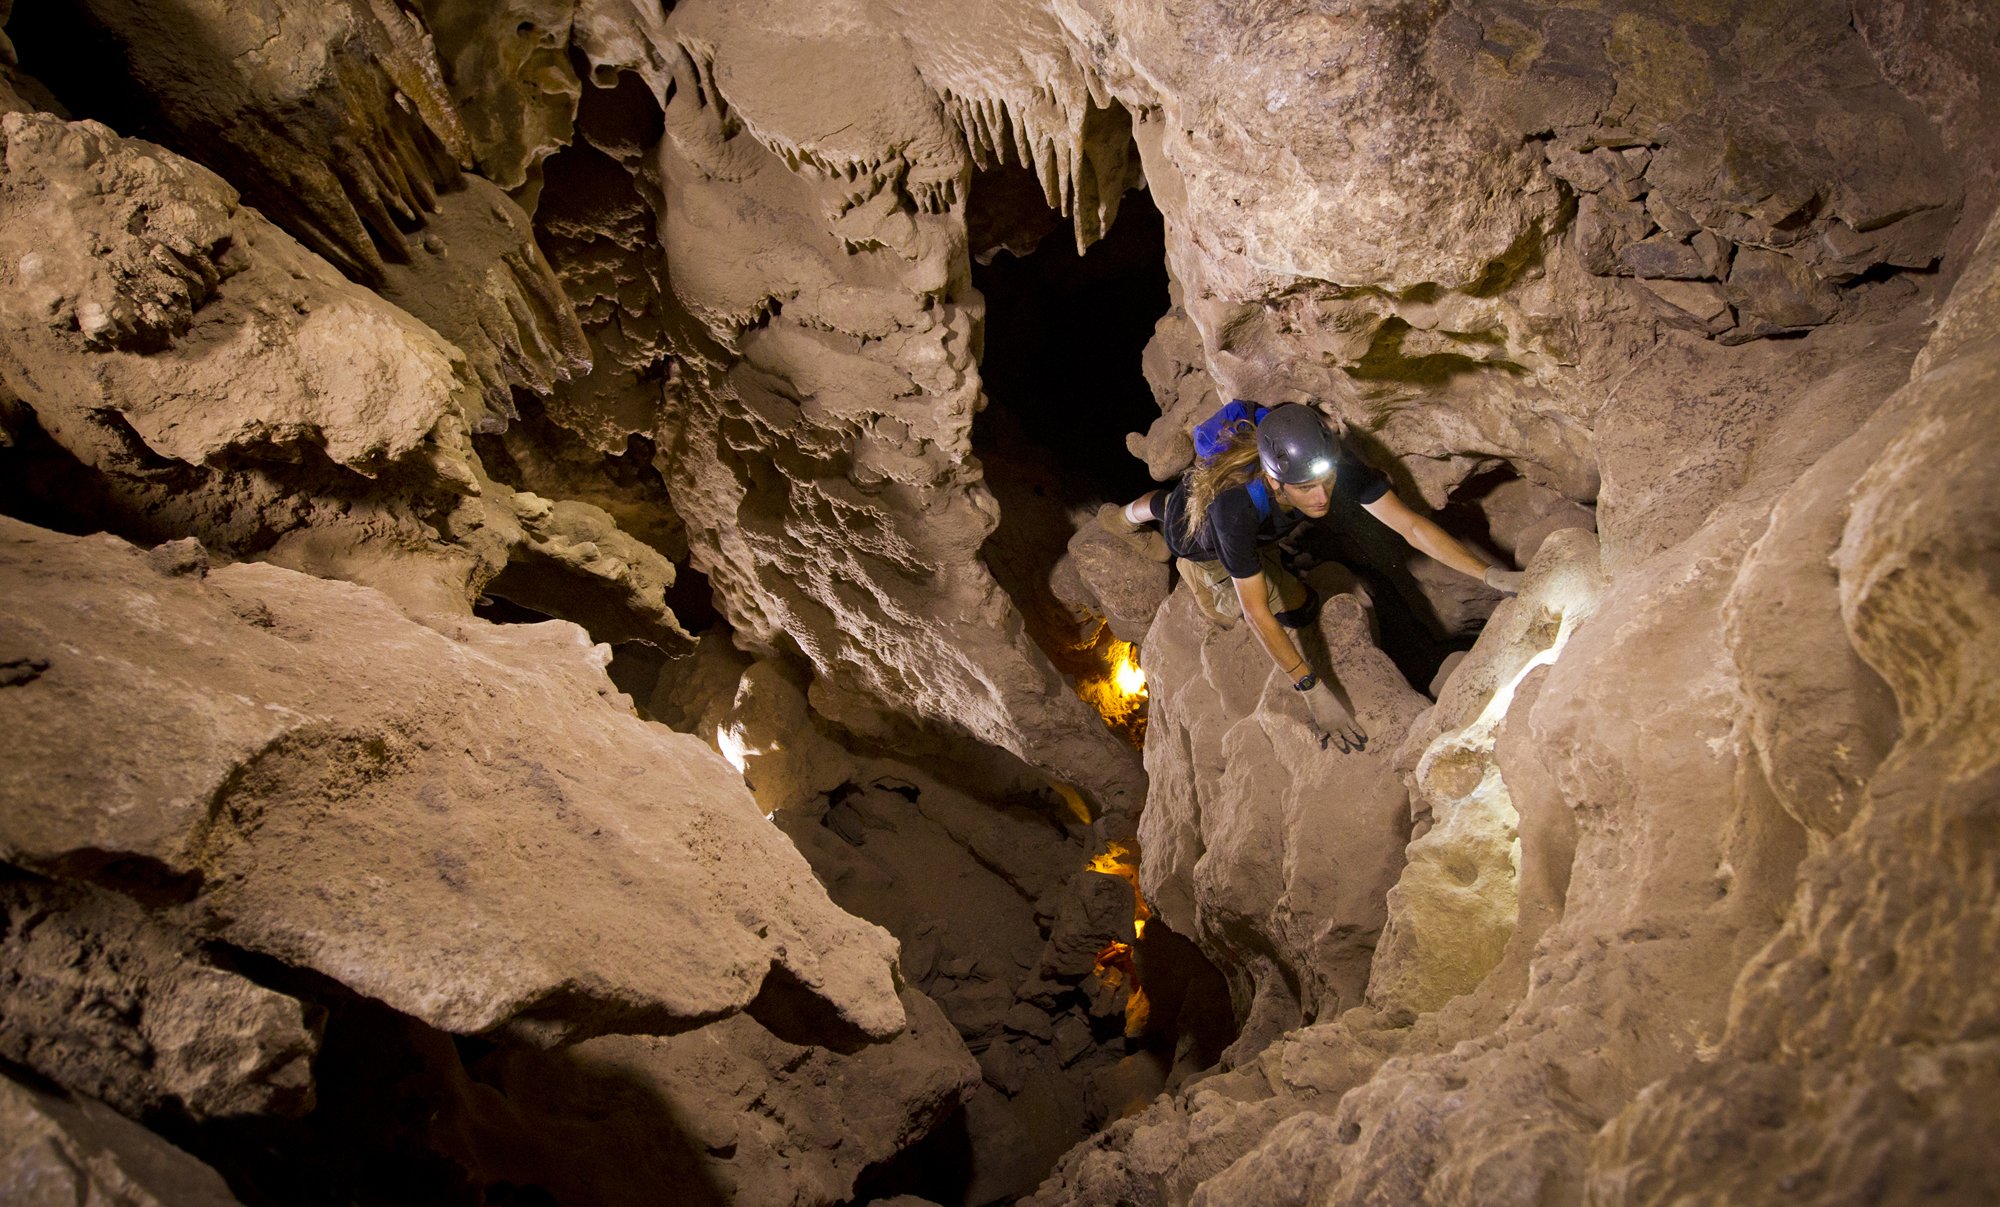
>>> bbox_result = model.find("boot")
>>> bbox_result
[1096,503,1170,563]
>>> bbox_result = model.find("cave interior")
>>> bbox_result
[1,2,1998,1206]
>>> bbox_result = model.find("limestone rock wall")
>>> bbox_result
[0,1070,246,1207]
[1027,4,2000,1200]
[0,518,902,1045]
[3,0,1999,1204]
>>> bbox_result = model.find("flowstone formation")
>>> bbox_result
[3,0,1999,1205]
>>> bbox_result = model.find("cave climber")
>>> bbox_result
[1101,402,1522,754]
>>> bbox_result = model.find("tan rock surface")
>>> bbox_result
[0,1070,243,1207]
[0,517,902,1046]
[0,873,319,1121]
[415,0,582,191]
[1032,183,2000,1207]
[3,0,1999,1201]
[451,987,979,1207]
[375,174,593,427]
[1137,575,1430,1059]
[0,112,476,473]
[0,108,504,615]
[648,1,1148,818]
[53,0,470,284]
[1585,195,2000,1207]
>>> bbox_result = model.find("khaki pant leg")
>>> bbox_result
[1259,547,1306,613]
[1178,557,1240,627]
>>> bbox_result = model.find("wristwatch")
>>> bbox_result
[1292,672,1317,692]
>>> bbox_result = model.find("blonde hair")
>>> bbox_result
[1181,422,1266,546]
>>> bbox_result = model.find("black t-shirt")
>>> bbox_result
[1161,446,1389,579]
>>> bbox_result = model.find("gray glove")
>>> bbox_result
[1302,680,1367,753]
[1482,566,1523,594]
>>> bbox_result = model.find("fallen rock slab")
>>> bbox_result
[451,987,979,1207]
[0,517,902,1047]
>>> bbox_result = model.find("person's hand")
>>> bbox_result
[1482,566,1523,594]
[1302,680,1367,753]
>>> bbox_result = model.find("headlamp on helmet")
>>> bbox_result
[1255,404,1338,485]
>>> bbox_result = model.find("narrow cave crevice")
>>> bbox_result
[970,173,1168,513]
[970,162,1169,703]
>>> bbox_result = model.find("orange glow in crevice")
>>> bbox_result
[1091,939,1153,1037]
[1078,639,1148,747]
[1088,840,1154,1036]
[1087,840,1152,939]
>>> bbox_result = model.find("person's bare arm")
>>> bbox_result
[1361,490,1498,582]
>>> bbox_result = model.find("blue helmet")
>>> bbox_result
[1256,404,1337,484]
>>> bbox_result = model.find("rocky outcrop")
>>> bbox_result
[1136,578,1430,1060]
[374,175,593,426]
[1586,191,2000,1207]
[1028,175,2000,1207]
[0,106,492,612]
[43,0,471,286]
[647,633,1229,1204]
[448,987,978,1207]
[642,0,1149,818]
[0,512,978,1202]
[0,872,320,1121]
[0,1071,243,1207]
[4,0,1999,1202]
[0,517,901,1046]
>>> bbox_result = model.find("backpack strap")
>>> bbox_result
[1246,477,1273,523]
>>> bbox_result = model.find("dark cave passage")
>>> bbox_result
[970,172,1170,512]
[970,164,1170,705]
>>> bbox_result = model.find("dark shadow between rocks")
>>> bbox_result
[156,948,732,1207]
[852,1102,975,1205]
[1281,491,1477,695]
[744,960,876,1056]
[970,163,1168,712]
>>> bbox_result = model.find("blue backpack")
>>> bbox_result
[1192,400,1273,521]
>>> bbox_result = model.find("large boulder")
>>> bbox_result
[449,987,979,1207]
[1137,573,1430,1061]
[0,517,902,1047]
[1028,199,2000,1207]
[38,0,470,285]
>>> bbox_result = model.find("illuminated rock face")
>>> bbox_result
[2,1,1999,1205]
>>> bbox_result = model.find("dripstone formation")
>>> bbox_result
[1,1,1996,1205]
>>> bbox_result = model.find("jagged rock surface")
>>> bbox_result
[45,0,471,285]
[0,1070,243,1207]
[448,987,979,1207]
[1137,577,1430,1060]
[2,0,1999,1203]
[650,635,1227,1205]
[1028,181,2000,1207]
[0,873,320,1122]
[0,517,901,1046]
[642,0,1149,819]
[0,107,497,614]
